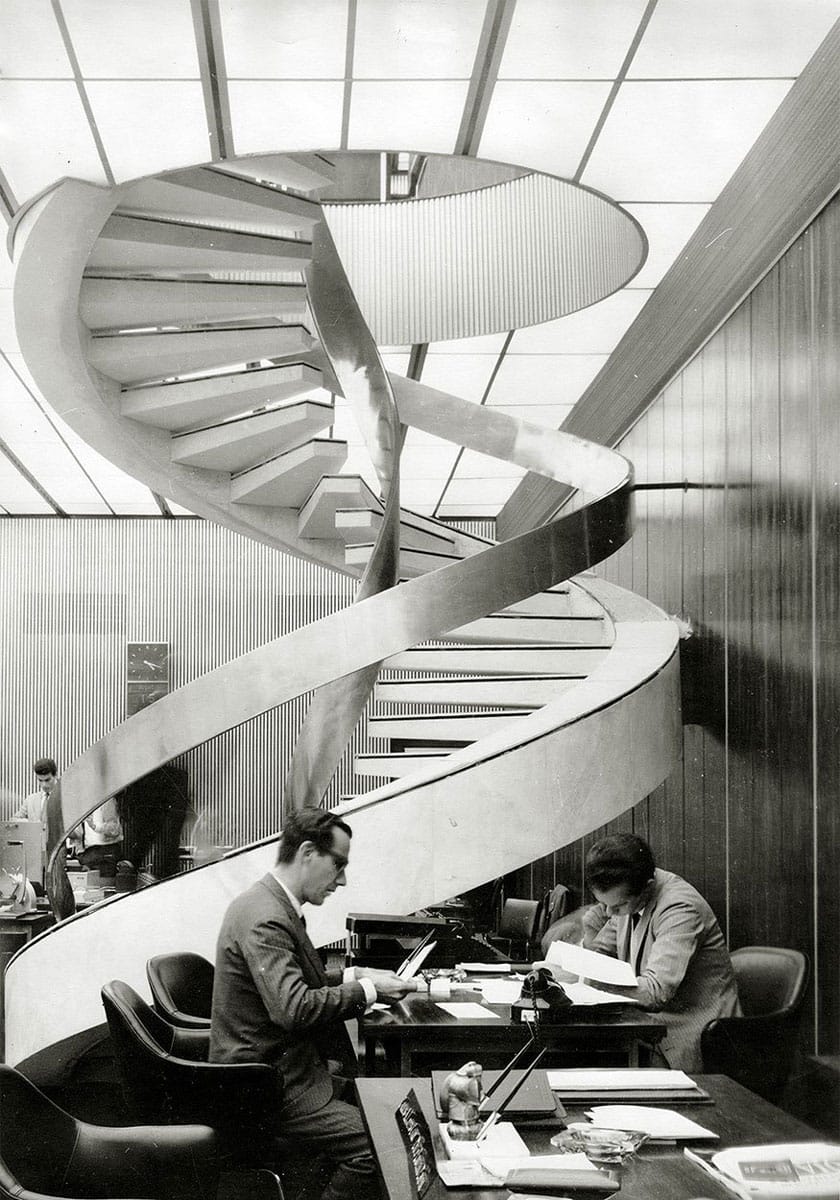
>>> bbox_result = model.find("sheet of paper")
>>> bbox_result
[477,979,523,1004]
[561,981,640,1006]
[586,1105,718,1140]
[457,962,512,973]
[436,1001,502,1019]
[548,1068,698,1091]
[545,940,637,986]
[436,1159,504,1188]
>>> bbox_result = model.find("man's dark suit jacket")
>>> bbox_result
[209,873,368,1119]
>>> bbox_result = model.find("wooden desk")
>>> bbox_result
[356,1074,824,1200]
[360,990,665,1075]
[0,909,53,1059]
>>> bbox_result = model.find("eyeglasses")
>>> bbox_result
[322,849,348,874]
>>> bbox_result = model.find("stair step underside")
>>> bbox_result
[80,276,308,329]
[442,613,610,646]
[170,400,335,471]
[297,474,381,538]
[496,588,603,619]
[230,438,348,506]
[354,751,450,779]
[345,543,461,577]
[334,509,456,554]
[384,646,611,674]
[115,167,321,233]
[222,153,336,193]
[87,214,312,273]
[367,711,529,742]
[121,361,323,430]
[89,325,313,384]
[374,675,582,707]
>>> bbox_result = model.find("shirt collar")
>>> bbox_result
[271,869,303,918]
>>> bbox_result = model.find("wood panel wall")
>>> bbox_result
[510,193,840,1056]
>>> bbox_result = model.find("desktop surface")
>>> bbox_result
[361,987,665,1074]
[356,1074,823,1200]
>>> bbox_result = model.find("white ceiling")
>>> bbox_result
[0,0,837,519]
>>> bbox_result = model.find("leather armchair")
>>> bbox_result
[147,952,214,1029]
[701,945,809,1101]
[102,980,280,1167]
[0,1063,219,1200]
[486,898,541,960]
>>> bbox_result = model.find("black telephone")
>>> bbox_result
[511,967,573,1024]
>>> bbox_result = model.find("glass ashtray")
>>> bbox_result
[550,1124,648,1164]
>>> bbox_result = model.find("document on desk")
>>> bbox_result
[561,981,640,1006]
[436,1001,501,1019]
[457,962,512,973]
[476,979,523,1004]
[586,1105,718,1140]
[545,940,637,986]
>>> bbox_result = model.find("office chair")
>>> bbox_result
[701,946,809,1101]
[486,898,542,960]
[147,951,215,1029]
[102,980,280,1167]
[0,1062,220,1200]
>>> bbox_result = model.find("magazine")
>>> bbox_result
[685,1142,840,1198]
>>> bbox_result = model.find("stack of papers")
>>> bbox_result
[586,1105,718,1141]
[548,1069,699,1092]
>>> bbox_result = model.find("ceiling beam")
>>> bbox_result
[51,0,115,186]
[498,18,840,538]
[454,0,516,157]
[190,0,233,161]
[0,436,65,515]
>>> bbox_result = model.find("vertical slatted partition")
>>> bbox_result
[0,518,363,844]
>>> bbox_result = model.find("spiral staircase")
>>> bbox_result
[6,155,681,1076]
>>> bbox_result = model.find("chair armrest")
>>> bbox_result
[69,1122,220,1200]
[160,1007,213,1032]
[169,1024,211,1060]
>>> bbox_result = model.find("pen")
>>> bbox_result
[475,1111,500,1142]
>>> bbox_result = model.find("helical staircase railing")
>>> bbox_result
[6,159,682,1077]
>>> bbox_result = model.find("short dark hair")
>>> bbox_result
[33,757,58,777]
[276,806,352,864]
[585,833,656,895]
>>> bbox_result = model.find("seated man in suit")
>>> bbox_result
[210,806,419,1200]
[549,833,739,1071]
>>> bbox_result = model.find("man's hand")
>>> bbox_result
[370,973,421,1004]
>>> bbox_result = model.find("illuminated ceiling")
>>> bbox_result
[0,0,837,518]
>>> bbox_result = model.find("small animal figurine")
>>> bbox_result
[438,1061,484,1140]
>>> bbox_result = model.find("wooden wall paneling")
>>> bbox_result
[722,299,755,948]
[697,331,730,933]
[776,226,818,1050]
[641,387,676,864]
[749,265,787,943]
[680,355,709,896]
[812,199,840,1054]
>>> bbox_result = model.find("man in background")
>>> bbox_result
[13,757,58,823]
[555,833,740,1071]
[210,806,419,1199]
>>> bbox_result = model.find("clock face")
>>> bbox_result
[127,642,169,683]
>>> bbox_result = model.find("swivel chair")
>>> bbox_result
[701,946,809,1101]
[0,1062,219,1200]
[102,980,280,1167]
[147,951,214,1029]
[486,898,542,960]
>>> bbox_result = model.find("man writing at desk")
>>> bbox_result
[210,806,419,1200]
[551,833,739,1072]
